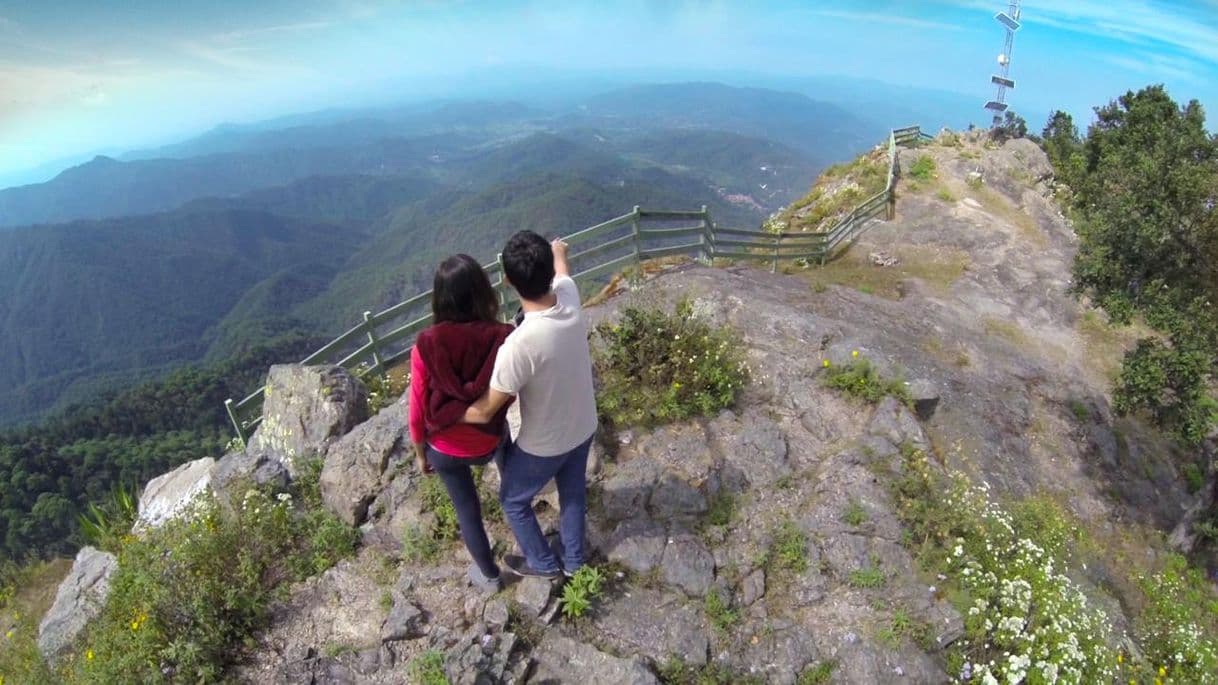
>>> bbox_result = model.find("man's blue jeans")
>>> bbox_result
[497,435,592,574]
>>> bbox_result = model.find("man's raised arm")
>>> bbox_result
[551,238,569,277]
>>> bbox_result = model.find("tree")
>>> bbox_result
[992,110,1028,143]
[1069,85,1218,443]
[1041,110,1082,186]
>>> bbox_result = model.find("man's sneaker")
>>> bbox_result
[503,554,561,579]
[468,563,503,594]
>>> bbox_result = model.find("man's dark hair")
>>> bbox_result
[501,230,555,301]
[431,253,500,324]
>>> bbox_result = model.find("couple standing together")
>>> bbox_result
[407,230,597,591]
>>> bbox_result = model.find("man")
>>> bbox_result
[463,230,598,578]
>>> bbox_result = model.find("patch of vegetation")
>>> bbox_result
[704,491,736,528]
[841,499,868,527]
[401,524,443,564]
[594,298,750,430]
[471,465,503,521]
[70,473,357,683]
[847,561,886,589]
[766,517,808,575]
[0,558,68,684]
[1068,399,1090,422]
[887,445,1118,684]
[1182,462,1206,494]
[935,188,956,203]
[909,155,936,181]
[657,658,763,685]
[822,356,911,405]
[802,246,969,300]
[704,587,739,635]
[876,607,932,649]
[796,660,836,685]
[983,317,1029,346]
[1134,554,1218,682]
[560,565,605,619]
[77,483,139,554]
[778,148,888,234]
[420,473,459,542]
[355,364,408,415]
[408,649,450,685]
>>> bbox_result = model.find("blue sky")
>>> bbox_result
[1,0,1216,181]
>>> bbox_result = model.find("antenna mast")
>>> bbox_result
[984,0,1022,126]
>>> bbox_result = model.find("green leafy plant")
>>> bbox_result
[74,482,356,683]
[657,658,763,685]
[560,565,605,619]
[408,650,449,685]
[77,483,139,553]
[420,473,459,542]
[704,587,739,634]
[1182,462,1206,494]
[847,562,886,589]
[841,500,868,527]
[594,299,749,430]
[704,491,736,528]
[935,188,956,203]
[909,155,936,181]
[401,524,442,564]
[822,356,911,405]
[767,517,808,574]
[796,660,836,685]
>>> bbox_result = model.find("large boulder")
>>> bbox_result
[249,365,369,477]
[319,406,411,526]
[136,457,215,531]
[38,546,117,661]
[530,633,659,684]
[592,588,709,666]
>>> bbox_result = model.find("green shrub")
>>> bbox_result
[657,658,763,685]
[704,492,736,528]
[847,562,886,589]
[401,524,442,564]
[1182,462,1206,494]
[594,299,749,429]
[767,518,808,575]
[841,500,868,527]
[704,587,739,634]
[560,565,605,619]
[796,661,836,685]
[1136,554,1218,683]
[77,483,139,554]
[420,474,459,542]
[75,482,356,683]
[888,447,1118,684]
[822,356,911,405]
[408,650,449,685]
[935,188,956,203]
[909,156,936,181]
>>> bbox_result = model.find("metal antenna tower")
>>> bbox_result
[984,0,1022,126]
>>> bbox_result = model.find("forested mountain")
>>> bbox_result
[0,210,364,425]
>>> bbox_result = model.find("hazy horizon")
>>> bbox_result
[2,0,1217,185]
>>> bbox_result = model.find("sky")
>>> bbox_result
[1,0,1216,182]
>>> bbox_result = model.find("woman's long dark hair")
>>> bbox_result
[431,254,500,324]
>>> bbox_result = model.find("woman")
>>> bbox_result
[408,254,514,592]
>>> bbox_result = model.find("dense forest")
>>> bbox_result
[0,335,321,560]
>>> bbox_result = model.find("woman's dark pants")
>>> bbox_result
[425,445,500,579]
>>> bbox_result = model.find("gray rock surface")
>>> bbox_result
[516,576,554,617]
[529,633,659,685]
[659,535,715,597]
[135,456,215,530]
[592,588,708,665]
[212,449,290,499]
[604,519,666,574]
[249,364,369,476]
[381,597,426,642]
[38,546,117,661]
[320,406,411,526]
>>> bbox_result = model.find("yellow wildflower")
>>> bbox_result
[822,359,830,368]
[4,629,12,639]
[852,349,859,358]
[86,649,95,661]
[1160,666,1168,677]
[1117,653,1123,664]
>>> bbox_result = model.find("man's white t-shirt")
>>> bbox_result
[490,275,598,457]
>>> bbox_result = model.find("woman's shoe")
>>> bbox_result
[468,563,503,594]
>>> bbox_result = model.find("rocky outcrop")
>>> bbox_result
[530,633,659,685]
[319,406,411,526]
[135,456,215,530]
[38,546,117,661]
[249,364,369,477]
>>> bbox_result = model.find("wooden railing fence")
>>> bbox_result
[224,125,933,441]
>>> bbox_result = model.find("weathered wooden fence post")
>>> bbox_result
[224,399,247,446]
[630,205,643,265]
[772,233,780,273]
[363,311,383,375]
